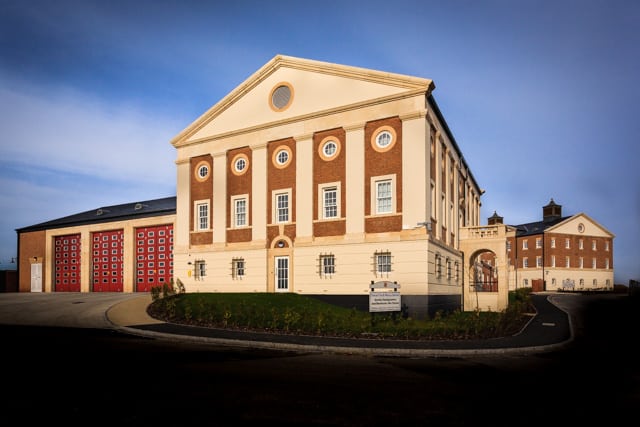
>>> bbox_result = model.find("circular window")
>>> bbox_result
[578,223,585,233]
[277,150,289,164]
[231,153,249,176]
[194,160,210,182]
[377,132,392,148]
[370,126,397,152]
[269,82,294,111]
[272,145,292,169]
[318,136,341,161]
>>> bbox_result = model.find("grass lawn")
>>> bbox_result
[147,285,534,340]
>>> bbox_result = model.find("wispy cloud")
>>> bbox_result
[0,78,181,184]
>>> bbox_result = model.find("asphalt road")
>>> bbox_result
[0,292,637,426]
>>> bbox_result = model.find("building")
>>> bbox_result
[15,197,176,293]
[170,55,483,318]
[492,199,614,292]
[13,56,614,318]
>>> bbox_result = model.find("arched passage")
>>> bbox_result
[459,225,516,312]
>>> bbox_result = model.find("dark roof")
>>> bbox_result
[16,196,176,233]
[509,216,570,237]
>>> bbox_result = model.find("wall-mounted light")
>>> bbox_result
[416,221,432,232]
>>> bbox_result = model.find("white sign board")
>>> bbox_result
[369,291,401,312]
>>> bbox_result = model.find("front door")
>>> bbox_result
[30,263,42,292]
[275,256,289,292]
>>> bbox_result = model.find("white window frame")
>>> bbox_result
[592,240,597,250]
[194,199,210,231]
[272,189,292,224]
[371,174,396,215]
[536,256,542,268]
[566,256,570,268]
[551,238,556,248]
[536,238,542,249]
[318,182,341,220]
[231,194,249,228]
[523,257,528,268]
[522,240,528,250]
[551,255,556,267]
[565,238,570,249]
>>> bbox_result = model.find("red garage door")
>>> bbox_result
[135,224,173,292]
[54,234,81,292]
[91,230,124,292]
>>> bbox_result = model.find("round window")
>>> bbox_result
[271,145,292,169]
[323,141,337,157]
[235,158,246,172]
[376,131,392,148]
[276,149,289,165]
[370,126,397,153]
[194,160,210,182]
[269,82,294,111]
[318,137,341,161]
[231,153,249,176]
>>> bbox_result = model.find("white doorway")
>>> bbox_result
[30,263,42,292]
[274,256,289,292]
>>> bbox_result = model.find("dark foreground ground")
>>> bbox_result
[1,294,638,426]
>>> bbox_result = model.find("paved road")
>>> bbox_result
[0,291,637,426]
[0,291,574,356]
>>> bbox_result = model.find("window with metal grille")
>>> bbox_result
[194,260,206,280]
[375,251,392,275]
[319,254,335,277]
[232,258,245,279]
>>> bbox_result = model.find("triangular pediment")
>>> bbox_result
[546,213,615,238]
[171,55,434,147]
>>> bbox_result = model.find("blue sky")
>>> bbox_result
[1,0,638,284]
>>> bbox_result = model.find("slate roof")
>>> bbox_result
[16,196,176,233]
[509,216,570,237]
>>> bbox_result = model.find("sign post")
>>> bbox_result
[369,281,401,325]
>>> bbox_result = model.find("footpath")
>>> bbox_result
[107,293,574,357]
